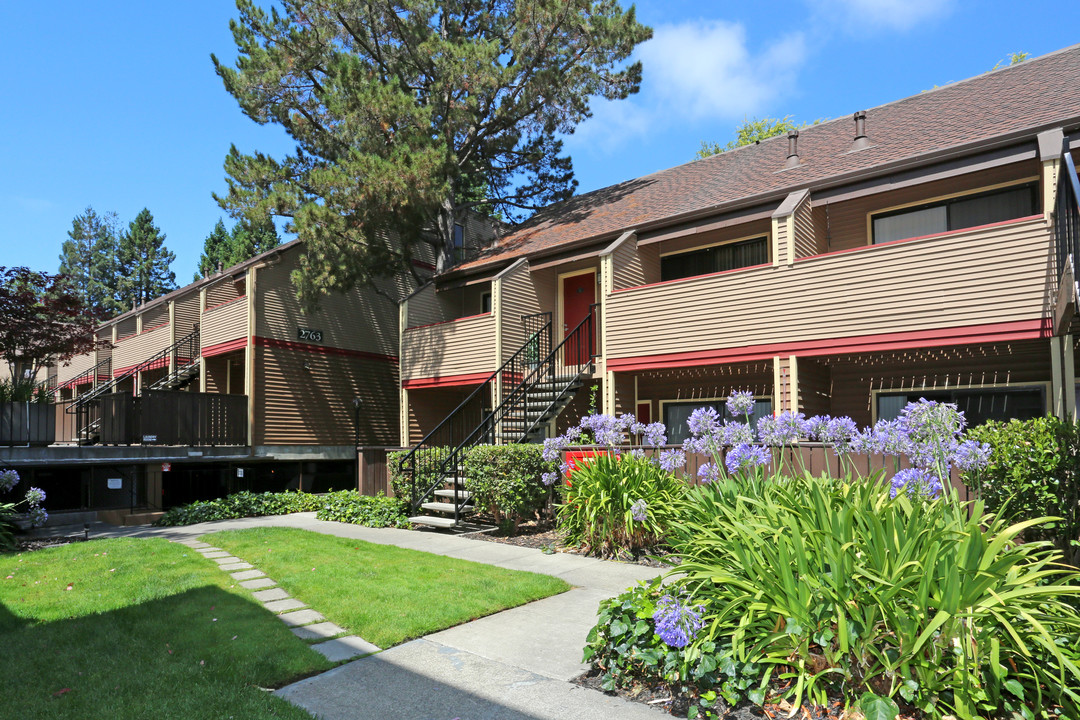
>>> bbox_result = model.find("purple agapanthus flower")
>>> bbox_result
[890,468,943,499]
[653,594,705,648]
[541,471,558,486]
[687,406,722,439]
[630,499,648,523]
[757,411,805,446]
[0,469,19,494]
[804,415,831,441]
[659,449,686,472]
[682,435,710,456]
[28,506,48,528]
[720,421,754,447]
[726,391,756,420]
[724,443,771,474]
[25,487,45,506]
[822,416,859,451]
[953,439,992,472]
[697,462,721,484]
[542,435,569,463]
[639,422,668,448]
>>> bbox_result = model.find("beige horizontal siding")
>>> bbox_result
[499,262,542,360]
[256,252,401,356]
[401,313,496,381]
[201,298,248,351]
[407,283,459,328]
[606,218,1051,361]
[174,293,201,338]
[112,324,172,371]
[56,352,96,385]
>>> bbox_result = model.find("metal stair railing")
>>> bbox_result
[66,327,200,444]
[398,312,552,521]
[1055,148,1080,309]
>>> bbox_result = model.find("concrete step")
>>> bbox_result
[408,516,459,529]
[420,501,470,514]
[433,488,473,500]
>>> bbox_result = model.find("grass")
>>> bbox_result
[210,527,571,648]
[0,538,330,720]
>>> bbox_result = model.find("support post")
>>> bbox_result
[1051,336,1065,419]
[1065,335,1077,421]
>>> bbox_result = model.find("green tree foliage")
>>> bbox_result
[992,51,1030,71]
[0,267,101,398]
[195,217,280,281]
[212,0,651,301]
[58,207,123,316]
[116,209,176,307]
[696,116,799,159]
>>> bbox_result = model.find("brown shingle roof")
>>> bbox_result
[453,44,1080,274]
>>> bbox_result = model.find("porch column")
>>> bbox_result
[1066,335,1077,421]
[198,288,207,393]
[1051,336,1065,419]
[602,370,615,416]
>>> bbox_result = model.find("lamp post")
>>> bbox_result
[352,397,362,492]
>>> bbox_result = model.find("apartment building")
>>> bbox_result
[397,45,1080,521]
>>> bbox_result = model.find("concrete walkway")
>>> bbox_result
[90,513,671,719]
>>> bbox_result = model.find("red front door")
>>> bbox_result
[561,272,595,365]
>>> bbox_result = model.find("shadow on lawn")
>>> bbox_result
[0,585,326,719]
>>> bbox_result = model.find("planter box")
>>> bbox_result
[0,402,56,446]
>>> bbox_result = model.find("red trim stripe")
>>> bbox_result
[605,319,1049,372]
[140,321,170,334]
[255,337,398,364]
[403,372,491,389]
[202,338,248,358]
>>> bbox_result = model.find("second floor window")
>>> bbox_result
[871,182,1037,245]
[453,223,465,262]
[660,236,768,282]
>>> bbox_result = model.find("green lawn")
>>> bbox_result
[210,527,571,648]
[0,538,329,720]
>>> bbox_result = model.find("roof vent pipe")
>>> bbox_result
[851,110,872,151]
[784,129,801,168]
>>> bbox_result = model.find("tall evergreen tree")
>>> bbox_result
[195,219,232,280]
[213,1,651,303]
[58,206,123,316]
[195,217,280,281]
[117,209,176,307]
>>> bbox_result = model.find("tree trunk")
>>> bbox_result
[434,196,456,274]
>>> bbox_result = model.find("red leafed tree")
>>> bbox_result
[0,267,103,400]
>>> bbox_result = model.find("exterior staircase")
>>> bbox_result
[402,307,598,529]
[148,356,201,391]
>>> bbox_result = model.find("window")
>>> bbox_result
[480,292,492,314]
[660,236,768,282]
[876,386,1045,427]
[662,398,773,445]
[453,223,465,262]
[871,183,1037,244]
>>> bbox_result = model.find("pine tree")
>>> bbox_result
[117,209,176,307]
[213,1,651,302]
[195,219,231,280]
[58,206,123,316]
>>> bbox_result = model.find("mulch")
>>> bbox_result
[463,516,675,568]
[11,535,86,553]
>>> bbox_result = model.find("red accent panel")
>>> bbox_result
[405,312,491,332]
[254,337,398,364]
[203,295,246,313]
[403,372,491,390]
[564,450,606,484]
[202,338,248,358]
[605,319,1049,372]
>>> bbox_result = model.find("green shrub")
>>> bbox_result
[315,491,410,528]
[461,444,549,532]
[661,473,1080,718]
[387,447,448,502]
[155,490,323,526]
[964,416,1080,562]
[584,578,762,714]
[558,452,684,557]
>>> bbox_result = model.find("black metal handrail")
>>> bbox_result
[400,304,600,521]
[1054,149,1080,288]
[66,327,200,445]
[398,312,553,519]
[59,356,112,394]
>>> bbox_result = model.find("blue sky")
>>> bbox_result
[3,1,1079,283]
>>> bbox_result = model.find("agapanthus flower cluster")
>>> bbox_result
[658,449,686,472]
[653,594,705,648]
[0,469,19,493]
[631,421,668,448]
[756,411,805,446]
[889,468,944,499]
[726,390,755,420]
[542,412,667,484]
[25,487,46,506]
[630,499,648,522]
[697,462,721,484]
[724,443,771,474]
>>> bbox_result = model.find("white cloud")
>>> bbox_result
[566,21,807,154]
[808,0,954,32]
[638,21,807,120]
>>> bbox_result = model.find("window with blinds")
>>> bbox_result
[871,183,1037,244]
[660,236,769,282]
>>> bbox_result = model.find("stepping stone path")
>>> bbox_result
[175,538,380,662]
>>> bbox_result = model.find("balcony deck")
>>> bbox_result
[605,216,1052,371]
[401,313,497,386]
